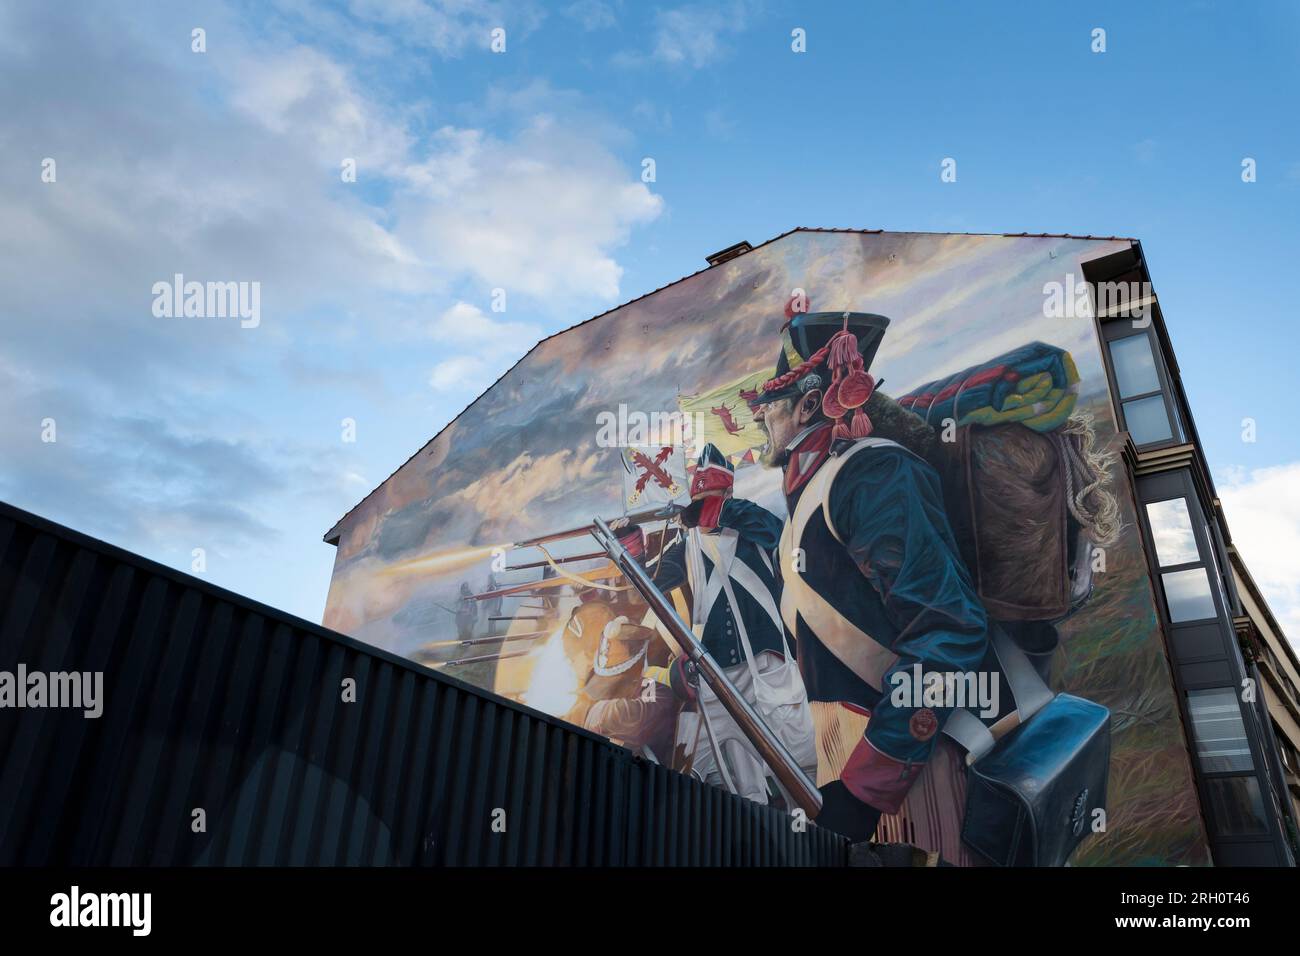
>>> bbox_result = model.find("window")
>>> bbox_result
[1122,394,1174,445]
[1187,688,1254,772]
[1162,568,1216,623]
[1134,464,1282,854]
[1111,332,1162,397]
[1202,776,1269,837]
[1146,498,1198,565]
[1104,330,1182,447]
[1186,688,1276,842]
[1145,496,1220,624]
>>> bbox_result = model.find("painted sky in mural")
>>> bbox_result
[325,231,1130,643]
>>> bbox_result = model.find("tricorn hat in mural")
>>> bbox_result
[744,310,890,441]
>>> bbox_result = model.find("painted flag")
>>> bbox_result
[677,367,773,459]
[620,444,688,509]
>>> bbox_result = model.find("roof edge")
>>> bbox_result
[323,226,1137,543]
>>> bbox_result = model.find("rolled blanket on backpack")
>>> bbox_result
[898,342,1081,433]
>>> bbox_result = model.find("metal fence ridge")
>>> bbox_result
[0,500,848,867]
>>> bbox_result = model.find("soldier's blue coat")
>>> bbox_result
[784,437,999,781]
[651,498,787,668]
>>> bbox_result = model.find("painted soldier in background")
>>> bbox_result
[622,443,816,805]
[747,311,997,862]
[454,582,479,641]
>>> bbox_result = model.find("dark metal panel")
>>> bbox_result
[0,502,848,867]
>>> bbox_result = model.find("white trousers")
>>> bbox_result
[682,650,818,805]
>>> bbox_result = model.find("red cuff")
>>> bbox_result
[840,737,923,814]
[696,495,725,532]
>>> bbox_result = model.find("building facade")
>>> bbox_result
[1231,548,1300,842]
[322,228,1296,866]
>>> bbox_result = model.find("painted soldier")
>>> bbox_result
[746,310,1001,861]
[454,581,478,641]
[573,617,680,761]
[645,442,816,805]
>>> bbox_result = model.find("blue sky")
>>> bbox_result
[1,0,1298,636]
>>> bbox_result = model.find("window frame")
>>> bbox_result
[1135,467,1286,852]
[1142,491,1225,630]
[1098,321,1184,450]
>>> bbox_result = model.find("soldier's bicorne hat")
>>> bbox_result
[744,311,890,441]
[585,616,653,700]
[688,442,734,499]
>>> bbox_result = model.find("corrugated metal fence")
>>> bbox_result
[0,502,847,866]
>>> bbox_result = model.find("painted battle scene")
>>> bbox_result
[323,230,1211,866]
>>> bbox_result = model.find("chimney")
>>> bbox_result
[705,241,753,267]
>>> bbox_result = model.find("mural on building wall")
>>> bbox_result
[323,230,1211,866]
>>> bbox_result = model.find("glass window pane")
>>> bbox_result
[1145,498,1200,566]
[1187,688,1255,773]
[1110,333,1161,398]
[1202,776,1268,837]
[1123,395,1173,445]
[1162,567,1217,622]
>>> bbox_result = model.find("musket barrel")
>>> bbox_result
[505,551,607,572]
[430,648,531,668]
[590,517,822,818]
[418,630,550,651]
[512,505,681,549]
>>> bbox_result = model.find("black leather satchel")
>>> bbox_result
[960,693,1111,866]
[944,627,1112,867]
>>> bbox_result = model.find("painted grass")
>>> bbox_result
[1057,427,1211,866]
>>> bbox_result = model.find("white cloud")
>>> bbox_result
[225,58,665,306]
[430,355,490,391]
[563,0,619,31]
[651,4,751,69]
[395,118,663,299]
[611,2,753,70]
[431,301,540,348]
[427,302,543,391]
[0,2,661,621]
[228,45,413,174]
[342,0,546,56]
[632,99,673,130]
[1219,461,1300,646]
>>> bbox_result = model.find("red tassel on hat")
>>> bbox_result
[824,327,875,440]
[822,365,846,419]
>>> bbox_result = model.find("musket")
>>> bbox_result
[505,551,607,572]
[430,648,532,669]
[589,516,822,818]
[512,504,683,550]
[470,565,622,601]
[417,630,550,651]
